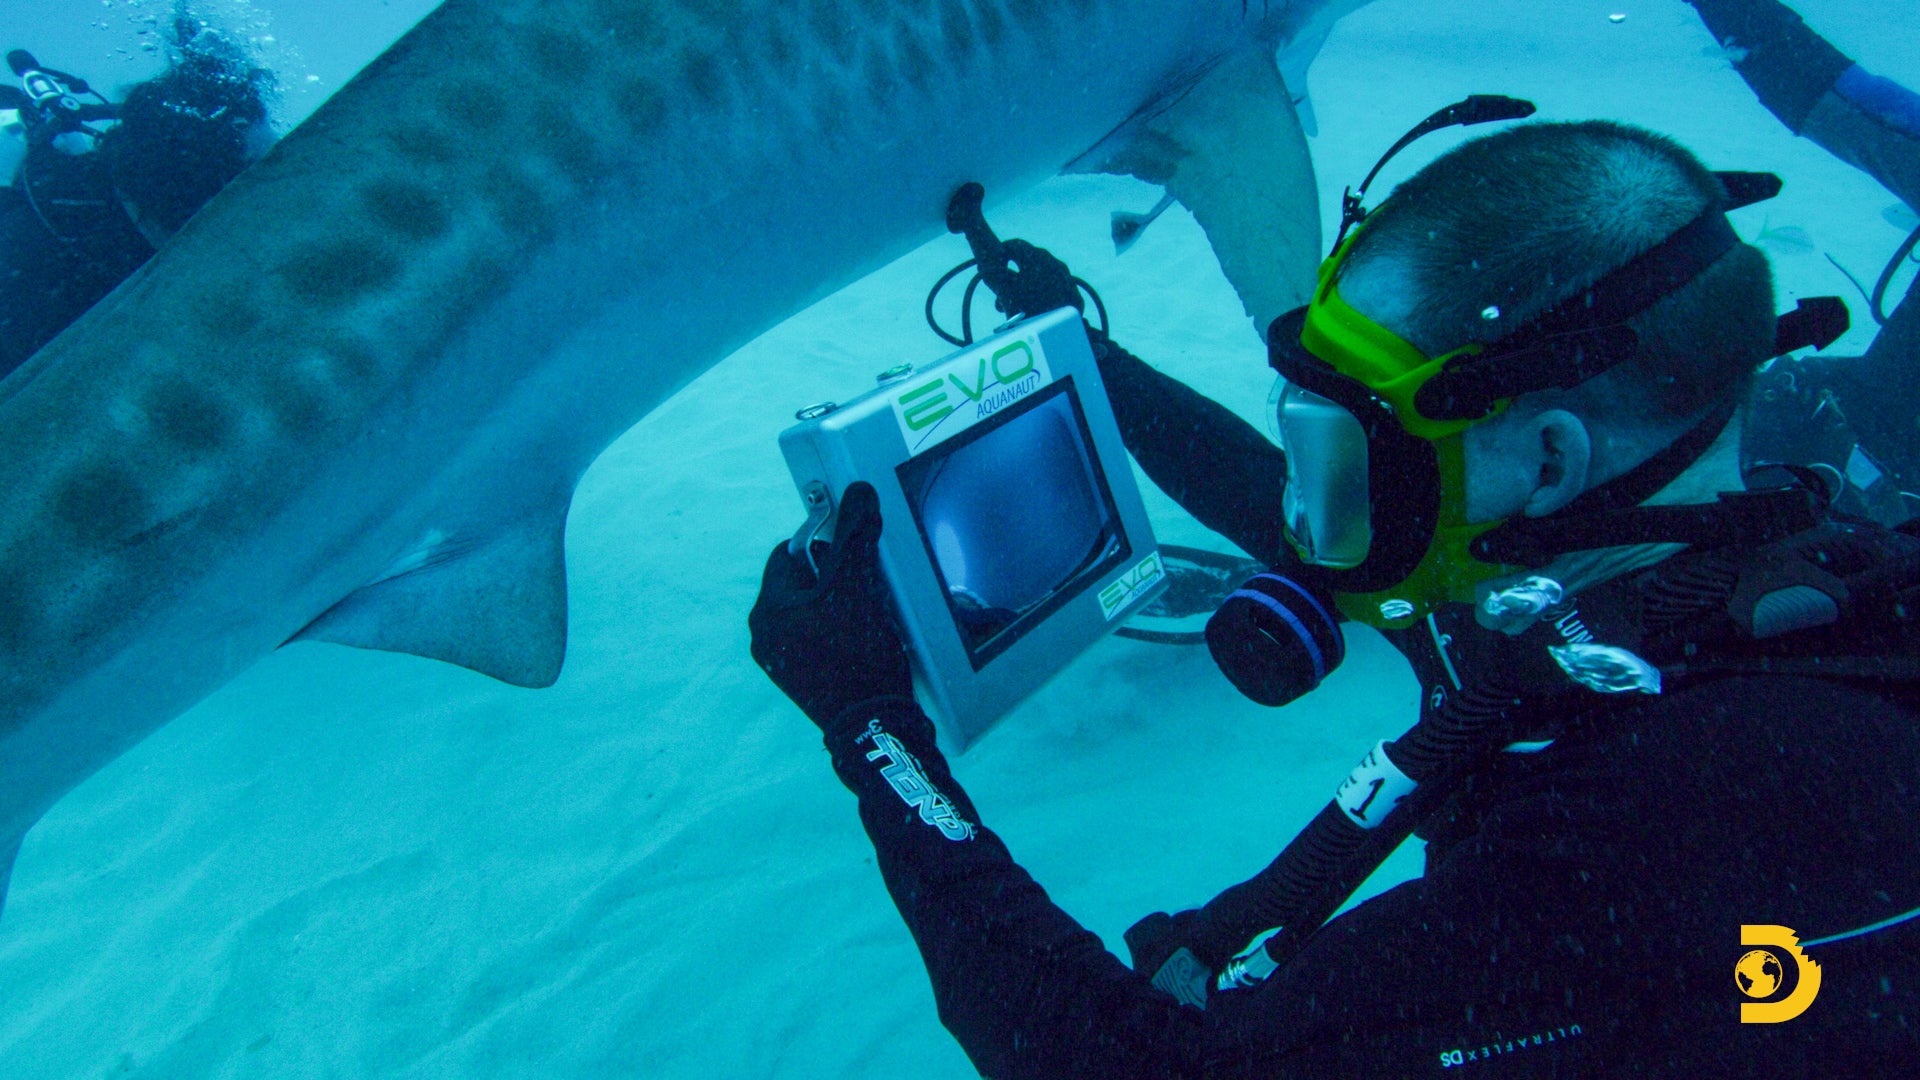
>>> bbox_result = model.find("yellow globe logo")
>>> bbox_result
[1735,949,1784,999]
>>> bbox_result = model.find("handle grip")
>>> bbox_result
[945,182,1019,299]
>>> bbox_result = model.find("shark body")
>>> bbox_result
[0,0,1348,906]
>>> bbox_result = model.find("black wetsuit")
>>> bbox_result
[1693,0,1920,516]
[822,330,1920,1076]
[0,159,154,380]
[1091,330,1294,567]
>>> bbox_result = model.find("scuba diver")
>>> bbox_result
[0,21,274,380]
[750,116,1920,1076]
[1686,0,1920,525]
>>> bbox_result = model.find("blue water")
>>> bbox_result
[1,1,1914,1076]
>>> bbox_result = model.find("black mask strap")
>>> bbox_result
[1332,95,1537,252]
[1414,206,1744,421]
[1469,397,1830,565]
[1471,484,1825,566]
[1773,296,1850,354]
[1556,396,1737,519]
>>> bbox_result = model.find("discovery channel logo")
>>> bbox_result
[1736,925,1821,1023]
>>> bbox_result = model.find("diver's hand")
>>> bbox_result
[1125,909,1215,1009]
[750,482,913,734]
[1125,909,1200,976]
[992,239,1084,320]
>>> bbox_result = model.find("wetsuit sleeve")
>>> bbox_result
[816,697,1603,1078]
[1688,0,1920,482]
[1088,327,1293,567]
[823,698,1217,1080]
[1687,0,1850,132]
[1689,0,1920,210]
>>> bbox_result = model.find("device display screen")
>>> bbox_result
[896,377,1129,670]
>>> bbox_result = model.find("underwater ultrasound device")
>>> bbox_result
[778,306,1166,754]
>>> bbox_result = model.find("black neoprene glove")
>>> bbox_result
[990,239,1085,321]
[749,481,914,734]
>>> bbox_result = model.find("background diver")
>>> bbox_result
[1684,0,1920,525]
[750,114,1920,1075]
[0,18,274,380]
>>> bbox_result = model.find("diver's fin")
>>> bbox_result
[291,509,569,688]
[1077,47,1320,331]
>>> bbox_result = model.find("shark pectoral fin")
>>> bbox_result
[291,513,569,688]
[1082,48,1321,332]
[1276,24,1334,138]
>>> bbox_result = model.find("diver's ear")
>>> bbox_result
[1523,409,1592,518]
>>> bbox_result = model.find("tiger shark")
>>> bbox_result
[0,0,1359,911]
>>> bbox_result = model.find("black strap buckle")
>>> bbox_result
[1772,296,1850,356]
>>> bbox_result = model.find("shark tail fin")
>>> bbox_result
[291,506,569,688]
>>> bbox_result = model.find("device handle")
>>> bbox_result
[945,182,1021,301]
[786,481,835,580]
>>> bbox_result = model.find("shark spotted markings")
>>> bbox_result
[0,0,1355,911]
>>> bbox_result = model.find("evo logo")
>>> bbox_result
[892,337,1050,451]
[1099,551,1166,621]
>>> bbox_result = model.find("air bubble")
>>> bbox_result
[1608,13,1627,23]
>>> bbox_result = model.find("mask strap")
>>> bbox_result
[1469,397,1750,564]
[1470,397,1833,565]
[1331,95,1537,253]
[1414,207,1743,421]
[1470,483,1825,566]
[1773,296,1850,354]
[1562,396,1736,518]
